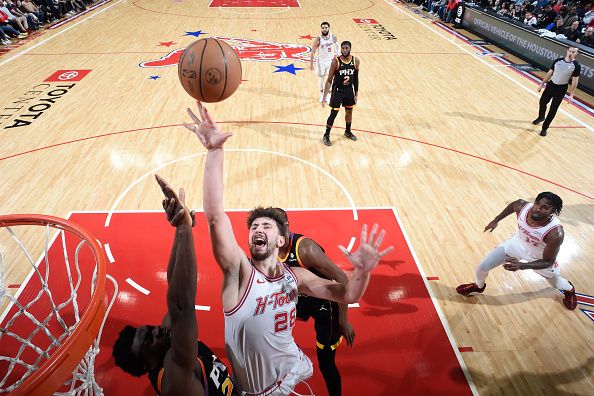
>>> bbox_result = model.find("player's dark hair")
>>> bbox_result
[113,325,147,377]
[247,207,287,237]
[535,192,563,215]
[321,21,330,27]
[341,40,352,48]
[272,208,290,236]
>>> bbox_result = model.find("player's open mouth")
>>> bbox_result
[253,236,267,247]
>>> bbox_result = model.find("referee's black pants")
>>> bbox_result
[538,82,568,130]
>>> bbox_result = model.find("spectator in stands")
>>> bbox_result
[0,8,24,41]
[577,2,591,20]
[549,16,566,33]
[578,26,594,46]
[553,0,565,14]
[19,0,44,24]
[537,4,558,28]
[436,0,449,20]
[584,4,594,27]
[5,0,37,30]
[562,6,578,29]
[510,3,526,20]
[498,2,511,17]
[0,1,28,33]
[445,0,459,22]
[524,11,538,26]
[563,20,581,41]
[37,0,62,22]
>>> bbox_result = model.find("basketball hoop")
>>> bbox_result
[0,215,117,395]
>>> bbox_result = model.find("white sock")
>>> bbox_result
[319,75,326,92]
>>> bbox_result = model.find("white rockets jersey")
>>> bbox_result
[513,203,562,260]
[224,262,301,394]
[317,33,337,63]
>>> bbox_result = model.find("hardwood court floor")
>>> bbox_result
[0,1,592,395]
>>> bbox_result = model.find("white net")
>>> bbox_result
[0,220,117,395]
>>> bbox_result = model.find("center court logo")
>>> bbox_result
[139,36,312,68]
[0,69,92,129]
[353,18,397,40]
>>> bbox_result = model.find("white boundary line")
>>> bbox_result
[104,148,358,227]
[126,278,150,295]
[195,305,211,311]
[390,207,479,396]
[104,243,115,263]
[0,0,125,67]
[382,0,594,133]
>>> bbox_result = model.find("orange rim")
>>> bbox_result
[0,214,107,396]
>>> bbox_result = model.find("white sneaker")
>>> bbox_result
[318,92,324,103]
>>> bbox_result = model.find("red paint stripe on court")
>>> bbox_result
[458,346,474,352]
[132,0,375,19]
[577,294,594,305]
[8,284,21,288]
[1,121,592,200]
[427,276,439,280]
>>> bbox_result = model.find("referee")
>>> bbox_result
[532,46,581,137]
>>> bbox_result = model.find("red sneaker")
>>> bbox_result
[456,282,486,296]
[562,282,577,310]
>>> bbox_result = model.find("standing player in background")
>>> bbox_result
[456,192,577,310]
[322,41,359,147]
[275,208,355,396]
[311,22,338,103]
[532,46,580,137]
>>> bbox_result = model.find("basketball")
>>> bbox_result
[177,38,242,103]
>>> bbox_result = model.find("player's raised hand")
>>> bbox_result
[484,219,499,233]
[155,174,195,227]
[184,100,233,150]
[338,224,393,273]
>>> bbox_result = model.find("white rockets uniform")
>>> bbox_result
[499,203,563,278]
[224,263,313,395]
[316,33,337,77]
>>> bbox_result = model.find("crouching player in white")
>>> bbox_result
[456,192,577,310]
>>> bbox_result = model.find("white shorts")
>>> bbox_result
[316,59,332,77]
[245,349,313,396]
[272,349,313,395]
[498,238,560,278]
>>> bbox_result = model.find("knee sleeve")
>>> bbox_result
[326,109,339,126]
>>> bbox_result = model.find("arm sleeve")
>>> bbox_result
[550,58,562,71]
[353,68,359,94]
[572,61,581,77]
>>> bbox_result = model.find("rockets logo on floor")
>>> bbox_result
[139,37,312,68]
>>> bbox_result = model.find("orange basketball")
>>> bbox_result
[177,38,242,103]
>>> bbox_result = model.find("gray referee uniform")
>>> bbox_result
[536,57,581,135]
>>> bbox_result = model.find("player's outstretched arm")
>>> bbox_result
[155,175,203,396]
[183,102,244,275]
[298,239,355,345]
[484,199,528,232]
[294,224,393,304]
[322,59,338,104]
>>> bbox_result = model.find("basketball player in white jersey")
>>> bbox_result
[310,21,338,103]
[456,192,577,310]
[183,101,393,395]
